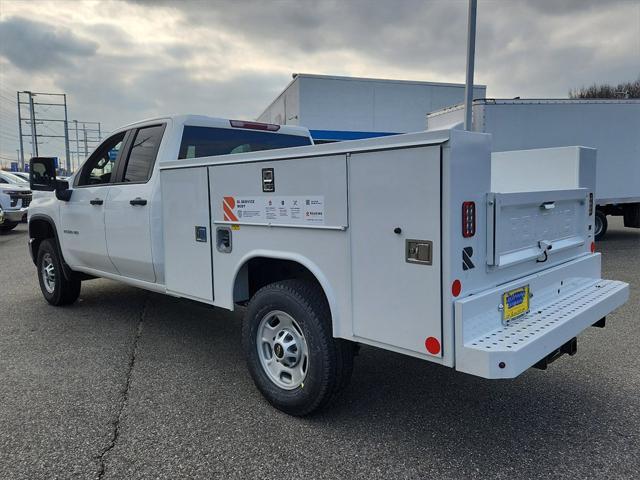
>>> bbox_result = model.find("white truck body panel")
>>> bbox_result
[426,99,640,205]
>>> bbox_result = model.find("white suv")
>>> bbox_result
[0,171,32,233]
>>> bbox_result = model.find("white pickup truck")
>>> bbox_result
[28,114,629,415]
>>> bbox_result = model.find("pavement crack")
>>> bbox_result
[96,295,147,480]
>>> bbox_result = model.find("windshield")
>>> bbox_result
[0,172,29,185]
[178,126,312,160]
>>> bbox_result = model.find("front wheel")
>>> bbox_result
[242,279,354,416]
[37,239,81,306]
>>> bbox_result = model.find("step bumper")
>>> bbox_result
[454,274,629,379]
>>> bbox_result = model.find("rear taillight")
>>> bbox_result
[229,120,280,131]
[462,201,476,238]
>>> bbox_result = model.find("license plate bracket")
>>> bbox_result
[501,285,530,322]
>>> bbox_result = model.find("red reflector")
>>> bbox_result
[425,337,441,355]
[462,201,476,238]
[452,279,462,297]
[591,241,596,253]
[229,120,280,131]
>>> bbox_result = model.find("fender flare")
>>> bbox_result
[28,214,74,280]
[231,249,341,332]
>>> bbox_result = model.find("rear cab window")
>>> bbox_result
[178,126,312,160]
[121,124,166,183]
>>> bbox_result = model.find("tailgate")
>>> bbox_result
[487,188,590,268]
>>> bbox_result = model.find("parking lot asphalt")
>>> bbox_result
[0,218,639,480]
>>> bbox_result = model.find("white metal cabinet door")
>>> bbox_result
[349,146,442,356]
[104,182,156,282]
[59,185,117,273]
[161,167,213,303]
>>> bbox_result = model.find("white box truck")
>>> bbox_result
[27,115,628,415]
[257,73,486,142]
[427,99,640,239]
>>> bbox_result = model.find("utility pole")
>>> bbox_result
[63,94,71,173]
[27,91,39,157]
[73,120,80,171]
[16,92,25,169]
[83,124,89,158]
[463,0,477,131]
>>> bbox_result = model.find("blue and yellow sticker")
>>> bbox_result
[502,285,530,321]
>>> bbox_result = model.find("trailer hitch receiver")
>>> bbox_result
[532,337,577,371]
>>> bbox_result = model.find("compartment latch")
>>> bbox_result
[406,239,433,265]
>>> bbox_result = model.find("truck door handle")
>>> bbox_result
[130,197,147,206]
[90,198,103,205]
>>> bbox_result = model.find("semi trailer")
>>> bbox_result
[27,115,629,415]
[427,99,640,239]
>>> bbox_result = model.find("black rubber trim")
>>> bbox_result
[28,214,74,280]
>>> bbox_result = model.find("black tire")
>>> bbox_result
[0,221,18,233]
[595,210,608,241]
[242,279,354,416]
[36,239,81,306]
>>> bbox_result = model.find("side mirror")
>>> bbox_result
[30,157,57,191]
[29,157,72,201]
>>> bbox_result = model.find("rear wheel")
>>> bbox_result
[37,239,81,306]
[595,210,608,241]
[242,279,354,416]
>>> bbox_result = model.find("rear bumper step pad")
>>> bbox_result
[455,279,628,378]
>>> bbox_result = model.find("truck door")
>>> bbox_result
[104,124,165,283]
[348,145,442,357]
[60,132,126,273]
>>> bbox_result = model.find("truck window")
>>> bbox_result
[76,132,125,186]
[178,126,312,159]
[121,124,165,183]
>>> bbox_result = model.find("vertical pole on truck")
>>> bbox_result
[463,0,477,131]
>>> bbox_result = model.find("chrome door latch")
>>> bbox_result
[406,239,433,265]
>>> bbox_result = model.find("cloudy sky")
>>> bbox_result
[0,0,639,169]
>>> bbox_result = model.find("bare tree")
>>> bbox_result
[569,78,640,99]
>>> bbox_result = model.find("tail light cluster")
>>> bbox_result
[462,201,476,238]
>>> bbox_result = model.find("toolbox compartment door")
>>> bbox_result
[161,167,214,303]
[349,145,443,356]
[487,188,589,269]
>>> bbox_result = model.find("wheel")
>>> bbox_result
[242,279,354,416]
[37,239,81,306]
[0,221,18,233]
[595,210,608,241]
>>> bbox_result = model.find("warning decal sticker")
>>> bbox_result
[222,196,325,225]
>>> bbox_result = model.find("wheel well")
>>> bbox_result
[28,218,56,265]
[234,257,325,305]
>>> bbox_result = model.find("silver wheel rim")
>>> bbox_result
[41,253,56,294]
[257,310,309,390]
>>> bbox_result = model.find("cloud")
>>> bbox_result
[0,0,638,167]
[0,16,98,72]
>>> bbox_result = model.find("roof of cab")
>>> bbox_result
[112,114,311,138]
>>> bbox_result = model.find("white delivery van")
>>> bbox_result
[27,115,628,415]
[427,99,640,239]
